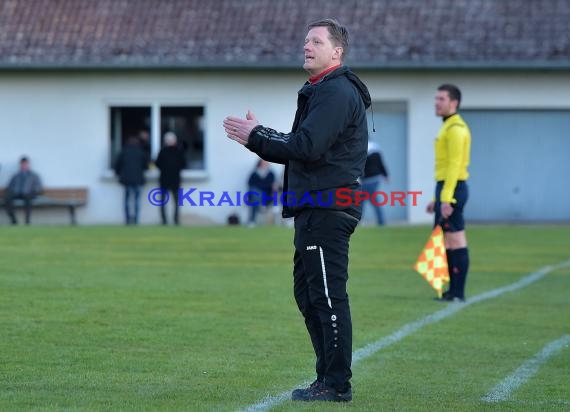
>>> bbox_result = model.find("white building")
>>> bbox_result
[1,0,569,225]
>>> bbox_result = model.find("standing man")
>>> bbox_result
[155,132,185,225]
[115,136,148,225]
[223,18,370,402]
[427,84,471,302]
[4,156,43,225]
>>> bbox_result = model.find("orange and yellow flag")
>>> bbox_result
[414,226,449,297]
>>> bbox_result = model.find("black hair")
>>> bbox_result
[437,84,462,108]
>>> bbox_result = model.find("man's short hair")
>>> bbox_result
[308,18,349,59]
[438,84,462,108]
[20,156,29,163]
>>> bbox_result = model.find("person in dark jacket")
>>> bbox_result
[155,132,186,225]
[246,158,276,227]
[362,141,389,226]
[223,18,371,402]
[114,136,148,225]
[4,156,43,225]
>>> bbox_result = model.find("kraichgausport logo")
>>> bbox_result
[147,188,422,207]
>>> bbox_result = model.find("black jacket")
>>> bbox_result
[248,169,275,194]
[247,66,371,218]
[364,152,389,179]
[156,146,186,189]
[7,170,43,197]
[114,143,148,186]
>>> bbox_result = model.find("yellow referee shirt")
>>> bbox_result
[434,113,471,203]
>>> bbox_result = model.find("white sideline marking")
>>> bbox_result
[240,259,570,412]
[482,334,570,403]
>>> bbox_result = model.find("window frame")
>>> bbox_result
[104,100,208,181]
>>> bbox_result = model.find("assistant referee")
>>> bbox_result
[427,84,471,302]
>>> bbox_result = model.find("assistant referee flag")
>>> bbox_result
[414,226,449,297]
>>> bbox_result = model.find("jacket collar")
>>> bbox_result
[308,64,342,84]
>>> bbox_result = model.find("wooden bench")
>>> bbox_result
[0,188,88,225]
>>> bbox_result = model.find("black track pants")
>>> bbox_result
[293,208,359,392]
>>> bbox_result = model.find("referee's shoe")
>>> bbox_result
[433,291,465,303]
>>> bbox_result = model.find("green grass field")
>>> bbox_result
[1,225,569,411]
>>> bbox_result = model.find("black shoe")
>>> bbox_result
[293,383,352,402]
[433,294,465,303]
[433,293,454,302]
[291,380,323,401]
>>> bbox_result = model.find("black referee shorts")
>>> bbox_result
[434,181,469,233]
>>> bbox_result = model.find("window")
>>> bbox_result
[160,106,204,170]
[109,106,151,167]
[109,105,205,171]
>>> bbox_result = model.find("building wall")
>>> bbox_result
[0,70,568,225]
[361,71,570,223]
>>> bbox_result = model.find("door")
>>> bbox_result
[462,110,570,221]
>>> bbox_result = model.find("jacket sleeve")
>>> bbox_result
[142,151,149,171]
[114,153,123,176]
[7,175,17,194]
[155,151,163,170]
[441,125,467,203]
[378,152,389,178]
[253,152,287,165]
[247,171,257,187]
[247,85,354,162]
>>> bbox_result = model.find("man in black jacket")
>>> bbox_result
[114,136,148,225]
[4,156,43,225]
[155,132,186,225]
[223,18,370,402]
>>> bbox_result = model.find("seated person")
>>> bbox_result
[4,156,43,225]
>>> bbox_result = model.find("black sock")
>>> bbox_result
[445,249,455,295]
[453,247,469,299]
